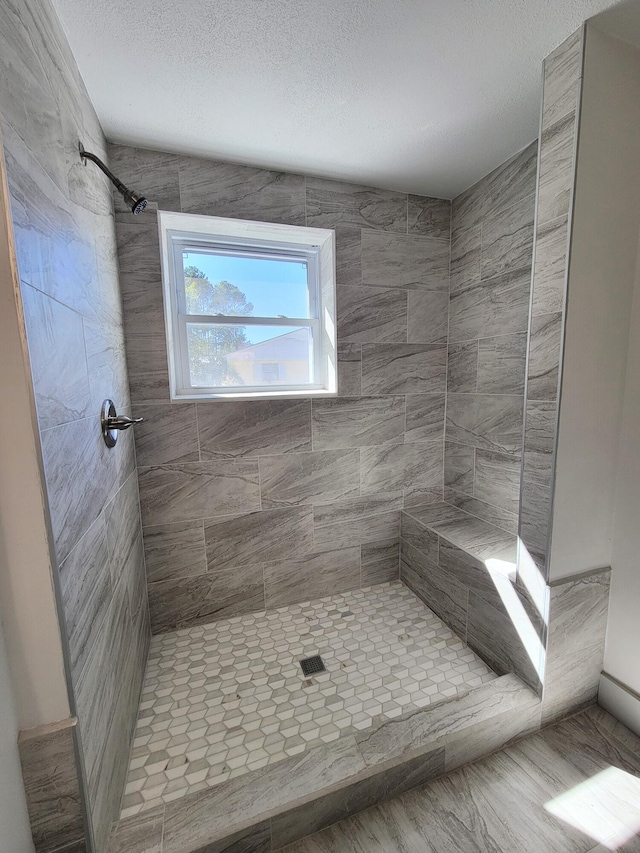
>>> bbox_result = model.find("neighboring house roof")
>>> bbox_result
[224,328,309,362]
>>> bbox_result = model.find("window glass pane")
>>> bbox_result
[182,251,310,319]
[186,323,312,388]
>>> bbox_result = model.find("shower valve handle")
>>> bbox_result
[106,415,145,430]
[101,399,144,448]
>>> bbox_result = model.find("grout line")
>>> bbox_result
[195,400,202,461]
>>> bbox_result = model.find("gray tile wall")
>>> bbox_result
[18,720,86,853]
[0,0,150,849]
[447,143,537,534]
[519,28,584,573]
[109,143,452,633]
[543,567,611,724]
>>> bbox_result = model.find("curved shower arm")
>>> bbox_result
[79,142,148,215]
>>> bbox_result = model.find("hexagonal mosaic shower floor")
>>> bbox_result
[121,581,496,817]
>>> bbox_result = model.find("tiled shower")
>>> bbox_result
[103,137,538,823]
[0,3,616,852]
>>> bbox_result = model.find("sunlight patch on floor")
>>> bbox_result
[544,766,640,850]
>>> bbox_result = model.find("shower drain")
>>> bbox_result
[299,655,326,677]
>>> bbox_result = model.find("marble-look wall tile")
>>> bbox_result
[449,270,530,342]
[7,144,100,320]
[481,195,535,280]
[113,214,164,335]
[477,334,527,395]
[198,399,311,457]
[143,520,207,582]
[74,576,130,789]
[542,27,584,131]
[466,590,542,693]
[361,343,447,395]
[543,569,611,724]
[306,178,407,232]
[519,479,552,566]
[205,507,313,571]
[360,441,443,495]
[473,449,521,514]
[400,541,468,638]
[58,514,112,680]
[138,460,260,525]
[452,142,538,231]
[360,231,449,291]
[526,313,562,401]
[447,342,478,393]
[313,494,403,548]
[336,284,407,342]
[447,144,534,548]
[404,394,445,443]
[446,393,523,457]
[336,342,362,396]
[400,513,439,562]
[83,317,130,415]
[148,564,265,632]
[259,449,359,508]
[444,442,475,494]
[517,28,583,578]
[444,488,518,535]
[133,403,199,466]
[531,215,568,316]
[20,283,91,429]
[110,141,455,630]
[264,547,360,608]
[179,156,306,225]
[311,396,404,450]
[536,111,577,226]
[40,415,135,562]
[124,334,170,377]
[408,196,451,239]
[105,469,145,610]
[407,290,449,343]
[334,228,361,287]
[128,367,171,405]
[361,539,400,584]
[450,224,481,292]
[2,5,149,849]
[18,721,85,853]
[522,401,556,486]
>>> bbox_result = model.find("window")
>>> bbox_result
[158,212,337,400]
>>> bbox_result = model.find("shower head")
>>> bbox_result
[123,190,148,216]
[79,142,148,215]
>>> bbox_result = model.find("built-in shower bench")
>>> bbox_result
[400,503,544,694]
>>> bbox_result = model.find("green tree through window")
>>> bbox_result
[184,265,254,386]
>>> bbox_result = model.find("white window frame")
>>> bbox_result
[158,211,337,401]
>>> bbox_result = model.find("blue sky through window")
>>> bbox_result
[185,251,308,309]
[183,251,309,345]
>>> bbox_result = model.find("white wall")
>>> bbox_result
[0,617,35,853]
[603,226,640,699]
[549,25,640,580]
[0,135,70,729]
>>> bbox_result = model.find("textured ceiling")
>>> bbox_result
[53,0,626,197]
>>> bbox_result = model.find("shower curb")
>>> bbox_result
[108,673,541,853]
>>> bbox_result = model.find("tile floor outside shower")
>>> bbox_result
[120,580,496,818]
